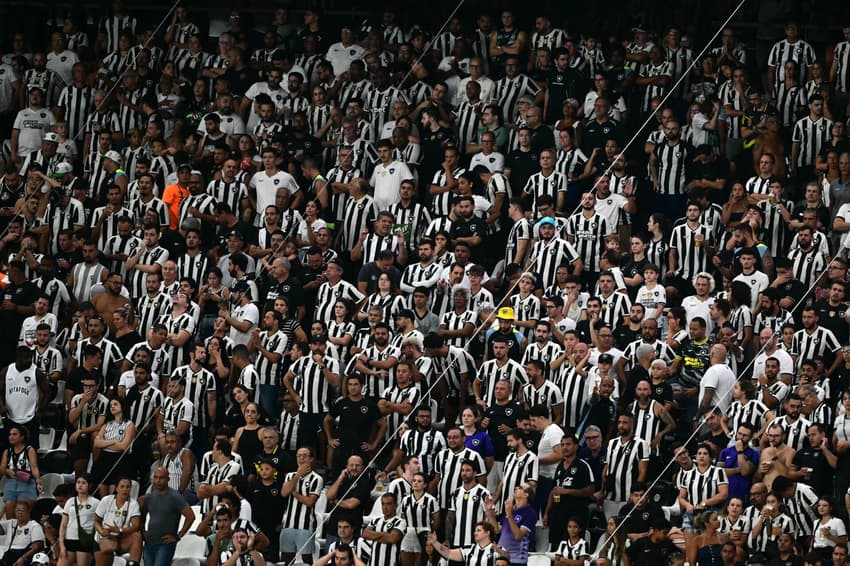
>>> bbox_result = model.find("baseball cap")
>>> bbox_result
[232,280,251,295]
[228,230,244,240]
[103,150,122,164]
[496,307,515,320]
[177,162,193,172]
[632,25,648,33]
[42,132,60,144]
[53,162,73,177]
[518,94,535,105]
[32,554,49,565]
[538,217,556,227]
[396,309,415,321]
[598,353,614,364]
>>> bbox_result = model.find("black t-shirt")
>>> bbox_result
[584,397,616,436]
[614,324,640,350]
[775,278,807,308]
[626,537,679,566]
[450,217,488,245]
[329,396,381,450]
[813,299,849,345]
[326,472,372,533]
[582,119,624,155]
[650,380,674,405]
[792,446,832,495]
[505,150,540,197]
[484,401,527,461]
[551,456,594,514]
[575,320,593,344]
[251,447,296,482]
[768,555,805,566]
[264,276,306,313]
[621,501,664,534]
[66,366,101,397]
[247,479,285,535]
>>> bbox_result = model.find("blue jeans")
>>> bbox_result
[143,540,176,566]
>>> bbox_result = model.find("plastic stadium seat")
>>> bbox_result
[173,533,206,566]
[112,557,127,566]
[528,554,552,566]
[39,473,66,498]
[38,429,56,456]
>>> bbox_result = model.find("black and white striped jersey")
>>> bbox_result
[325,165,361,222]
[638,61,673,113]
[604,436,650,501]
[500,450,539,511]
[787,246,827,288]
[289,354,340,414]
[531,28,567,52]
[364,514,407,566]
[33,276,71,318]
[364,86,408,136]
[566,212,608,272]
[527,237,581,289]
[76,337,124,386]
[493,74,541,124]
[476,358,527,406]
[653,140,692,195]
[454,101,484,156]
[70,392,110,430]
[774,81,806,127]
[281,470,324,530]
[340,194,378,251]
[677,464,728,510]
[781,481,818,536]
[669,222,712,280]
[389,201,432,253]
[768,39,817,84]
[171,364,215,428]
[510,293,542,343]
[835,40,850,93]
[792,115,832,167]
[523,171,566,212]
[726,399,770,436]
[400,428,446,478]
[665,47,694,96]
[91,205,133,250]
[57,84,93,140]
[400,492,438,533]
[430,166,467,218]
[449,483,490,547]
[792,326,841,368]
[70,261,107,304]
[135,292,172,339]
[555,147,588,180]
[504,217,531,267]
[629,399,665,454]
[337,79,374,111]
[429,345,475,397]
[126,383,164,430]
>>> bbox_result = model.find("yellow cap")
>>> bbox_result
[496,307,515,320]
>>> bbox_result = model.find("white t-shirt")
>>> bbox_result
[94,495,141,543]
[752,349,794,381]
[635,284,666,320]
[1,519,44,549]
[681,295,715,334]
[370,160,412,210]
[837,203,850,249]
[62,496,101,539]
[249,170,299,221]
[469,152,505,173]
[243,81,286,129]
[812,517,847,549]
[229,302,260,346]
[700,363,736,413]
[46,50,79,84]
[593,193,628,235]
[325,42,365,76]
[215,112,246,137]
[19,313,59,346]
[732,270,770,310]
[538,423,565,478]
[13,107,56,155]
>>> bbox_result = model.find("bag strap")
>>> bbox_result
[7,521,19,551]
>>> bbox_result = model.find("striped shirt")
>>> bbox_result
[629,399,665,454]
[126,384,164,430]
[835,41,850,93]
[605,436,650,501]
[768,40,817,83]
[400,492,438,533]
[449,483,490,547]
[669,221,712,279]
[726,399,770,435]
[290,355,339,414]
[430,167,467,217]
[787,246,827,288]
[678,464,728,507]
[57,84,93,139]
[400,428,446,478]
[639,61,673,113]
[566,212,608,272]
[522,380,563,420]
[782,482,819,535]
[440,310,476,349]
[254,330,288,387]
[505,217,532,267]
[476,358,527,406]
[340,194,378,251]
[70,393,110,430]
[76,337,123,385]
[171,364,215,427]
[792,115,832,167]
[774,82,806,128]
[653,140,692,195]
[365,514,406,566]
[493,74,541,124]
[523,171,566,211]
[500,450,539,510]
[434,448,486,508]
[71,261,106,303]
[554,365,587,428]
[200,458,240,514]
[281,470,323,530]
[315,280,365,324]
[136,292,172,339]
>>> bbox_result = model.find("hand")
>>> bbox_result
[504,497,514,515]
[359,229,369,242]
[734,439,745,452]
[542,514,549,528]
[480,417,490,429]
[2,299,15,311]
[329,437,340,448]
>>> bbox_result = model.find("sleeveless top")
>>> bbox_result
[8,445,35,478]
[163,447,197,492]
[101,419,133,453]
[5,363,39,422]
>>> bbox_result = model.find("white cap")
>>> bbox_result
[53,162,73,176]
[103,150,122,165]
[42,132,60,144]
[32,553,49,564]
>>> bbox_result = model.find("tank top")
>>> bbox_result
[5,363,39,422]
[8,445,34,476]
[163,447,197,492]
[101,419,133,453]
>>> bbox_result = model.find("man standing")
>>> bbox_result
[544,434,594,549]
[142,467,195,566]
[362,493,406,566]
[699,344,737,417]
[601,414,649,519]
[370,139,413,210]
[447,460,490,549]
[279,447,324,565]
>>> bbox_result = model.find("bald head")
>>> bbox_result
[710,343,728,363]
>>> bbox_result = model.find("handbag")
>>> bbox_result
[74,498,95,547]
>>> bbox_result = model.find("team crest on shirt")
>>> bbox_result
[24,375,30,383]
[360,406,368,414]
[505,408,513,416]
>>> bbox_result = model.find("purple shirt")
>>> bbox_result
[718,445,759,501]
[498,504,537,563]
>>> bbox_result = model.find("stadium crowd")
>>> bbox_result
[3,2,850,566]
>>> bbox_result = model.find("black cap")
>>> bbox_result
[396,309,415,320]
[232,281,251,296]
[598,353,614,364]
[310,334,327,344]
[228,230,244,240]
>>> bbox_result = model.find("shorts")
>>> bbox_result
[4,477,38,501]
[400,527,426,553]
[279,528,315,554]
[70,434,93,462]
[65,538,95,553]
